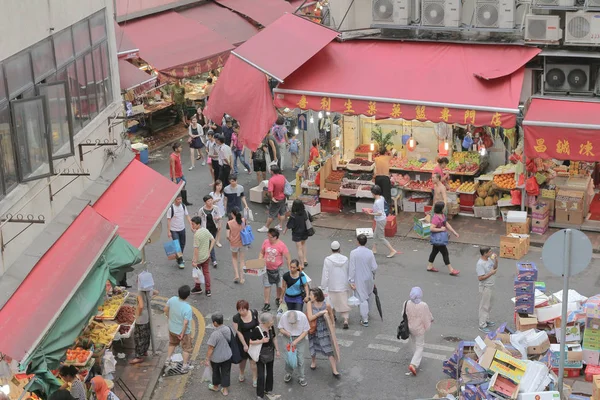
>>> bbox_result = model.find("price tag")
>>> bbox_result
[416,174,421,181]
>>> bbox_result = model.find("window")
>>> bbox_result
[54,27,74,68]
[75,58,90,125]
[32,39,56,82]
[5,52,33,98]
[0,104,17,194]
[38,82,73,159]
[84,53,98,118]
[90,10,107,44]
[93,47,106,110]
[73,20,91,56]
[100,42,113,105]
[0,65,6,102]
[11,97,52,181]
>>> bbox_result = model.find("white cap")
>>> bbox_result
[331,241,341,251]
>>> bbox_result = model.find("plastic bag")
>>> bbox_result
[137,270,154,291]
[163,239,182,260]
[348,292,361,307]
[192,267,205,284]
[202,365,212,382]
[285,342,298,370]
[103,350,117,380]
[244,208,254,222]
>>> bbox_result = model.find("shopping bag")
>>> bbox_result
[137,270,154,291]
[243,208,254,222]
[192,267,205,284]
[277,302,288,318]
[163,239,182,260]
[248,343,262,362]
[348,292,361,307]
[201,365,212,382]
[285,342,298,370]
[240,224,255,246]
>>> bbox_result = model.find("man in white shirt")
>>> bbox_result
[278,310,309,387]
[216,134,233,183]
[367,185,397,258]
[167,193,193,269]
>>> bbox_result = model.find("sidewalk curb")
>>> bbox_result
[142,345,167,400]
[148,131,188,154]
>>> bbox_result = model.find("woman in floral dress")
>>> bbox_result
[306,288,340,378]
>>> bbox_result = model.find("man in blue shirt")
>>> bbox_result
[164,285,194,373]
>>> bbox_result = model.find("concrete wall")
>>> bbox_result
[0,0,125,275]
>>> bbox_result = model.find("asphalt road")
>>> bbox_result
[138,144,600,400]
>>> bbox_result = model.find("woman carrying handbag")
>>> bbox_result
[405,287,434,376]
[426,202,460,276]
[250,313,280,400]
[283,199,313,268]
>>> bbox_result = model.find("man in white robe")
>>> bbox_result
[349,234,378,327]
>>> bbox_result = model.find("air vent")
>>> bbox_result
[421,0,460,27]
[545,64,592,93]
[564,12,600,45]
[524,14,561,44]
[474,0,514,29]
[371,0,412,26]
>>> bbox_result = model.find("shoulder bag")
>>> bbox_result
[225,327,243,364]
[304,211,315,237]
[247,327,263,362]
[258,327,275,364]
[397,301,410,340]
[306,307,318,335]
[429,216,449,246]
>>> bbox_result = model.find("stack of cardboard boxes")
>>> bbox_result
[515,262,537,317]
[531,202,550,235]
[584,297,600,375]
[555,189,584,225]
[501,212,531,260]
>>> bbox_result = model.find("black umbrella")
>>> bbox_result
[373,285,383,321]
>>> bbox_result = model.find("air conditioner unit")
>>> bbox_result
[372,0,412,26]
[545,64,592,93]
[475,0,515,29]
[422,0,460,27]
[588,0,600,8]
[565,12,600,45]
[524,14,562,44]
[533,0,575,7]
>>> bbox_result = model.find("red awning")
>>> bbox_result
[232,13,338,82]
[116,0,199,19]
[178,3,259,46]
[115,22,139,59]
[523,98,600,162]
[119,59,157,91]
[93,159,183,250]
[215,0,295,26]
[0,207,117,362]
[120,11,234,77]
[274,41,540,128]
[205,55,277,151]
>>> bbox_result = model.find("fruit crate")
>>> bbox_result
[114,320,136,341]
[473,205,499,220]
[96,292,129,320]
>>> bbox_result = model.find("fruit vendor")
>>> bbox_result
[432,174,447,216]
[433,157,450,187]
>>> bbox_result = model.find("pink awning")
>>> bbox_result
[178,3,259,46]
[120,11,234,74]
[205,56,277,151]
[119,59,156,91]
[93,159,183,250]
[215,0,294,26]
[115,22,139,59]
[0,207,117,361]
[232,13,338,82]
[116,0,198,19]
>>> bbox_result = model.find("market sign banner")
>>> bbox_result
[274,93,517,128]
[158,52,229,80]
[524,125,600,162]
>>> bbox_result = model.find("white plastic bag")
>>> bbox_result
[244,208,254,222]
[103,350,117,380]
[202,365,212,382]
[348,292,361,307]
[192,267,205,284]
[138,270,154,291]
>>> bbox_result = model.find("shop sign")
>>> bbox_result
[159,52,230,79]
[275,93,517,128]
[524,125,600,162]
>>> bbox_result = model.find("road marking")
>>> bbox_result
[422,352,447,361]
[337,339,354,347]
[368,343,400,353]
[336,329,362,337]
[374,334,454,352]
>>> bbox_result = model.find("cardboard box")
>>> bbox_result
[355,199,374,213]
[583,349,600,366]
[550,343,583,369]
[319,189,339,200]
[516,315,538,331]
[531,202,550,219]
[413,216,431,238]
[532,225,549,235]
[593,375,600,400]
[249,186,269,203]
[588,318,600,330]
[402,198,416,212]
[556,209,584,225]
[518,392,560,400]
[489,372,520,400]
[461,357,488,384]
[305,203,321,216]
[532,216,549,229]
[325,181,341,192]
[515,302,535,314]
[555,324,581,343]
[514,280,535,294]
[479,348,527,383]
[506,218,531,235]
[516,262,538,282]
[500,235,528,259]
[243,259,266,276]
[464,382,491,400]
[515,293,535,304]
[527,338,550,355]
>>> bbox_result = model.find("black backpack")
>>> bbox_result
[170,203,186,217]
[254,146,266,162]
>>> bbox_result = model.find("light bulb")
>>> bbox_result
[326,111,331,116]
[408,138,415,148]
[318,111,323,119]
[309,116,314,123]
[294,127,299,135]
[370,143,375,152]
[335,139,340,148]
[444,141,449,151]
[479,145,486,156]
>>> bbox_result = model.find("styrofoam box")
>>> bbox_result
[356,228,374,238]
[507,211,528,223]
[355,199,374,213]
[306,203,321,216]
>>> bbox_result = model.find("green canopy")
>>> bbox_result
[24,235,141,396]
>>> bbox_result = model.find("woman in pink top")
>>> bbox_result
[405,287,433,376]
[227,207,246,284]
[433,157,450,187]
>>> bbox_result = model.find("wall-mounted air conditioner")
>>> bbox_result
[588,0,600,9]
[564,12,600,45]
[524,14,562,44]
[474,0,515,29]
[372,0,412,26]
[421,0,460,27]
[545,64,592,94]
[533,0,575,7]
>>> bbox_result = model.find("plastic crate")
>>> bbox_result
[459,192,477,207]
[473,206,499,220]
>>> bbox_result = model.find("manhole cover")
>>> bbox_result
[443,336,462,342]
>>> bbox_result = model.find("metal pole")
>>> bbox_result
[144,291,156,355]
[558,229,572,394]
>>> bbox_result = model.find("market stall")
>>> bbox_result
[523,98,600,233]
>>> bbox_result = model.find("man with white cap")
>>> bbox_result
[349,234,378,327]
[277,310,309,387]
[321,241,351,329]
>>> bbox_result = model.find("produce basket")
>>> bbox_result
[114,321,136,341]
[346,158,375,172]
[473,205,499,220]
[356,185,375,198]
[436,379,458,397]
[340,185,358,197]
[63,345,94,367]
[96,292,129,320]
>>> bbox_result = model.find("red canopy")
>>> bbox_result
[232,13,338,82]
[274,41,540,128]
[523,98,600,162]
[93,159,183,249]
[178,3,259,46]
[119,59,156,91]
[116,0,195,19]
[205,55,277,151]
[120,11,234,78]
[0,207,117,361]
[115,22,139,59]
[215,0,295,26]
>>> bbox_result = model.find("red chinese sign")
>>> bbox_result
[158,52,229,80]
[524,125,600,162]
[274,93,517,128]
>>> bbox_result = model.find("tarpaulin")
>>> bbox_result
[232,13,338,82]
[215,0,295,26]
[116,0,197,19]
[115,22,139,59]
[523,98,600,162]
[274,41,540,128]
[24,236,141,395]
[0,206,117,364]
[178,3,259,46]
[120,11,234,78]
[119,59,157,91]
[93,159,183,250]
[205,55,277,151]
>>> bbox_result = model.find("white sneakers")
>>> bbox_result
[257,226,269,233]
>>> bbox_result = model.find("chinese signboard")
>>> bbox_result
[524,125,600,162]
[158,53,229,80]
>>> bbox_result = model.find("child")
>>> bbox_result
[289,137,301,170]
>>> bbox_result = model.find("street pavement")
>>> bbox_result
[138,143,600,400]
